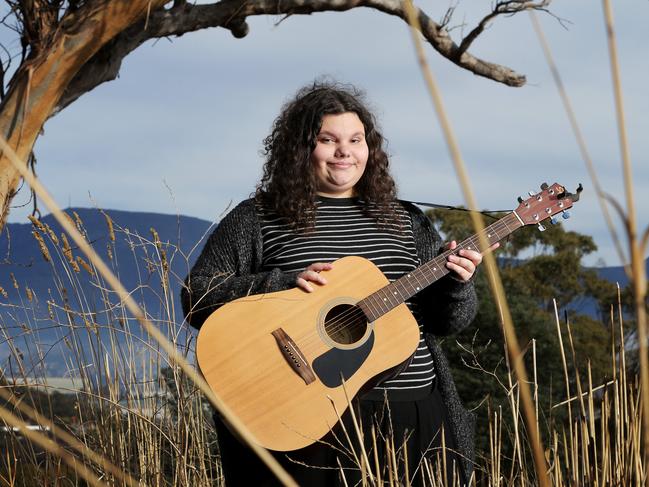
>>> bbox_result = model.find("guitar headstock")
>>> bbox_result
[515,182,583,229]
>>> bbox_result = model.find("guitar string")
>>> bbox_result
[309,216,515,345]
[298,215,519,349]
[322,200,559,338]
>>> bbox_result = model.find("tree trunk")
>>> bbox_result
[0,0,167,230]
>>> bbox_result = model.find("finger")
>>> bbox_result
[307,262,334,272]
[457,249,483,266]
[303,270,328,285]
[296,277,314,293]
[448,253,476,270]
[447,253,476,278]
[445,240,458,251]
[297,270,328,288]
[487,242,500,253]
[445,261,472,282]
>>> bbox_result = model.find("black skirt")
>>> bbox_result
[214,383,465,486]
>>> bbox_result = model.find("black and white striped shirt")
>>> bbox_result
[258,196,436,400]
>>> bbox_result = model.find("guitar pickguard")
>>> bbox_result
[312,332,375,388]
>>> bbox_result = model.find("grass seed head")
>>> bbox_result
[150,227,169,274]
[76,256,94,276]
[103,211,115,242]
[31,230,51,262]
[73,211,84,232]
[44,223,59,245]
[61,233,74,264]
[27,214,46,232]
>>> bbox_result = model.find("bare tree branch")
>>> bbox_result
[457,1,551,56]
[0,0,554,228]
[57,0,539,112]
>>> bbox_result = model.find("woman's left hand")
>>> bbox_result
[445,240,499,282]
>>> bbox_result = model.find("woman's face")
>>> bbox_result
[311,112,369,198]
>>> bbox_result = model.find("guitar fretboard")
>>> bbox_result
[357,212,522,321]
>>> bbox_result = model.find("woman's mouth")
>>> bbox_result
[327,161,355,169]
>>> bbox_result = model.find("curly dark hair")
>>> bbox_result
[255,81,399,231]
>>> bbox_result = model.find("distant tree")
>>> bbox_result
[0,0,553,230]
[426,207,623,457]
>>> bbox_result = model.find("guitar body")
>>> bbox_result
[196,255,421,451]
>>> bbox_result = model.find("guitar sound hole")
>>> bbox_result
[324,304,368,345]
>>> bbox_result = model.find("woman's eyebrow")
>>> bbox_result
[318,130,365,137]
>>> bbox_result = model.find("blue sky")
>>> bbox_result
[5,1,649,267]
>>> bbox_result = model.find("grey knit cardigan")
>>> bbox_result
[181,198,477,481]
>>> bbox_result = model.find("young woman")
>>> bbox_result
[182,82,488,486]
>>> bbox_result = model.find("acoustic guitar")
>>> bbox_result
[196,182,582,451]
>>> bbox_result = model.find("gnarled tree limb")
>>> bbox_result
[0,0,550,228]
[58,0,536,112]
[0,0,168,228]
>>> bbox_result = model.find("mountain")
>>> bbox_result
[0,208,645,375]
[595,263,643,288]
[572,260,649,319]
[0,208,215,376]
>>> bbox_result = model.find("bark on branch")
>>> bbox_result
[0,0,169,227]
[58,0,532,112]
[457,1,551,56]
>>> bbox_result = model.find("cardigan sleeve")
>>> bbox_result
[181,200,298,330]
[405,202,478,337]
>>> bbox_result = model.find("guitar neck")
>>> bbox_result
[358,212,523,321]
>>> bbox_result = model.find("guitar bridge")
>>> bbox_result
[271,328,316,385]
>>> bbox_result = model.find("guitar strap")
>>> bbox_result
[404,200,510,220]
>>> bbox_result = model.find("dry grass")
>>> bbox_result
[0,213,222,486]
[0,210,643,486]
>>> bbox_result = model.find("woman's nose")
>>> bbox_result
[335,144,351,158]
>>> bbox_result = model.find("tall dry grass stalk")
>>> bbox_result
[401,1,549,484]
[530,1,649,459]
[0,134,298,486]
[528,11,626,265]
[600,0,649,458]
[0,213,219,484]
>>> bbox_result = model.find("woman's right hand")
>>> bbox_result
[296,262,333,292]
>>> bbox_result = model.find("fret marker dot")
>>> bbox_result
[383,298,387,301]
[416,287,420,290]
[488,234,491,238]
[393,292,397,295]
[433,267,437,271]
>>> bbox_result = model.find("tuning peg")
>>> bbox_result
[562,210,571,220]
[517,196,524,204]
[571,183,583,202]
[538,223,546,232]
[528,191,537,197]
[540,182,549,190]
[550,216,559,225]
